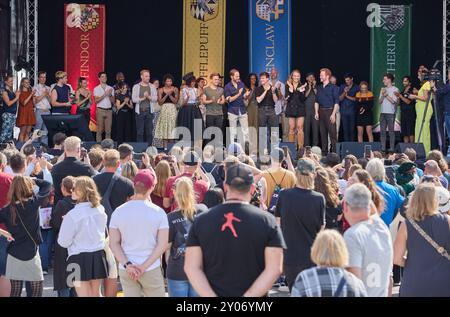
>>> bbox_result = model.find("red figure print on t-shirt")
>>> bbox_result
[221,212,241,238]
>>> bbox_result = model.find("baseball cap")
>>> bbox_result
[436,186,450,214]
[296,158,316,175]
[225,164,254,188]
[134,169,157,190]
[183,151,200,166]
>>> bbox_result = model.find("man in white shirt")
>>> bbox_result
[379,73,399,153]
[343,184,393,297]
[132,70,158,145]
[270,68,287,142]
[33,71,52,145]
[109,169,169,297]
[94,72,115,142]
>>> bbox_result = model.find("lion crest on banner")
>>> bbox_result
[190,0,219,22]
[256,0,285,22]
[66,3,101,32]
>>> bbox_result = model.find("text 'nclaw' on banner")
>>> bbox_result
[249,0,291,82]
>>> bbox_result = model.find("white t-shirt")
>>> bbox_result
[33,83,51,111]
[380,86,399,114]
[109,200,169,271]
[344,215,393,297]
[94,84,113,109]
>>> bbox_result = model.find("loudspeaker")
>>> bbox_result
[127,142,149,153]
[337,142,382,159]
[279,142,297,160]
[395,143,426,160]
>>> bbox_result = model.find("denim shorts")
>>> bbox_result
[0,236,8,276]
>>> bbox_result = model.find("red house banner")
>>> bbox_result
[64,3,106,132]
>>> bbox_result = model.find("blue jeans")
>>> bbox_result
[0,236,8,276]
[341,112,356,142]
[167,279,198,297]
[35,109,50,145]
[39,229,54,271]
[136,111,153,145]
[58,288,76,297]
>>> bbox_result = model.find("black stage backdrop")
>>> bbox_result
[38,0,442,86]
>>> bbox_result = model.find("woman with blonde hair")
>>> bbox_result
[151,160,172,213]
[291,230,367,297]
[285,69,307,149]
[394,184,450,297]
[58,177,108,297]
[166,177,207,297]
[0,176,51,297]
[121,161,139,182]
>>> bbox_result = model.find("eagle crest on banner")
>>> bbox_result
[256,0,285,22]
[66,3,101,32]
[380,5,405,32]
[190,0,219,22]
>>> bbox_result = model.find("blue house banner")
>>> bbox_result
[249,0,291,82]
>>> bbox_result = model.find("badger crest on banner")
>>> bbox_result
[256,0,285,22]
[190,0,219,21]
[380,5,405,32]
[66,3,101,32]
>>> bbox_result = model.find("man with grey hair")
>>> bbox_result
[424,160,449,188]
[366,158,404,226]
[343,183,393,297]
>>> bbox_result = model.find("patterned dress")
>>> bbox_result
[155,91,178,140]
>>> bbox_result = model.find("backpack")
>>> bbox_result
[203,164,217,189]
[268,171,286,214]
[101,174,118,227]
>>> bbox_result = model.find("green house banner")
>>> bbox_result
[370,5,412,131]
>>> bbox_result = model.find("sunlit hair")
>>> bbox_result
[61,176,75,195]
[343,155,358,181]
[154,160,171,197]
[407,184,438,221]
[348,164,363,178]
[102,149,119,168]
[73,177,101,208]
[174,177,196,221]
[55,71,67,80]
[311,230,349,268]
[352,170,385,213]
[19,77,31,92]
[427,150,449,174]
[64,136,81,153]
[7,175,35,225]
[366,158,385,182]
[296,171,315,190]
[320,68,332,77]
[289,69,301,82]
[314,168,339,208]
[325,168,340,196]
[121,161,138,182]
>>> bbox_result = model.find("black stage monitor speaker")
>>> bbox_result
[395,143,426,160]
[42,115,93,148]
[279,142,297,161]
[126,142,149,153]
[337,142,382,159]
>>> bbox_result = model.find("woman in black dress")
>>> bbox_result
[285,69,307,149]
[115,82,134,145]
[177,73,204,148]
[396,76,416,144]
[355,81,374,143]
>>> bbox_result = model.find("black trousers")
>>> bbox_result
[258,107,279,151]
[205,115,224,146]
[319,108,337,154]
[304,110,319,147]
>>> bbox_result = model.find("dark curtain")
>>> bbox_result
[0,0,10,75]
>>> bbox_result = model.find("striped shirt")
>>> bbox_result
[291,267,367,297]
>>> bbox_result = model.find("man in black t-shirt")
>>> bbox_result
[255,72,279,152]
[185,164,285,297]
[275,158,326,291]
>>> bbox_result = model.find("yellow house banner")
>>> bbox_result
[183,0,226,78]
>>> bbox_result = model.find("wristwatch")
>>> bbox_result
[123,261,132,269]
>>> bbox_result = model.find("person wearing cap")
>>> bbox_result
[109,169,169,297]
[275,158,326,291]
[163,151,209,212]
[185,164,285,297]
[394,184,450,297]
[261,148,296,210]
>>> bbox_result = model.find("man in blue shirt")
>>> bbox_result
[339,73,359,142]
[314,68,340,155]
[224,69,251,147]
[366,158,405,226]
